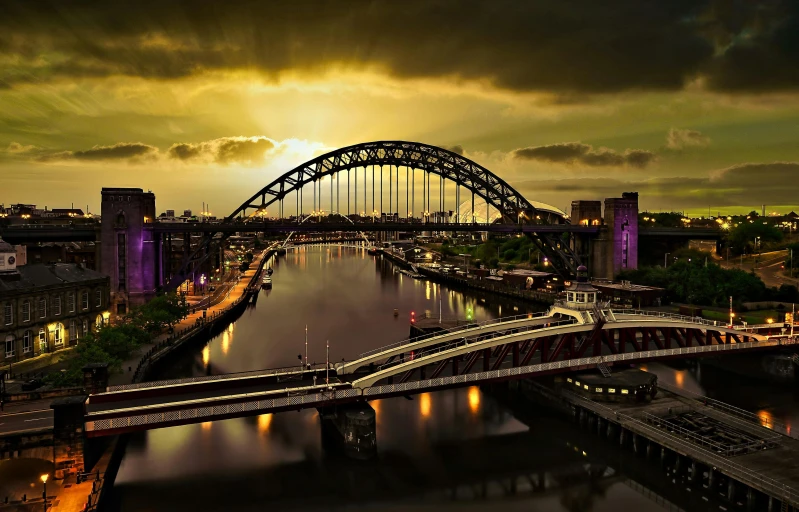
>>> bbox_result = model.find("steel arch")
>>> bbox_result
[228,140,566,224]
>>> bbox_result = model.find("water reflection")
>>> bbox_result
[112,247,672,511]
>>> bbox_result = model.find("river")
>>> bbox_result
[108,246,796,511]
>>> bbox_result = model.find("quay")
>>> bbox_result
[515,375,799,511]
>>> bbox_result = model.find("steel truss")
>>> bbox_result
[374,326,757,387]
[166,141,579,289]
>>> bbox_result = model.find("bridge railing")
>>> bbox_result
[109,362,330,393]
[356,312,554,360]
[611,309,756,331]
[375,318,580,371]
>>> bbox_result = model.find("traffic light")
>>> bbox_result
[410,311,416,324]
[466,307,473,321]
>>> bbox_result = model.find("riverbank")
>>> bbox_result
[379,248,556,305]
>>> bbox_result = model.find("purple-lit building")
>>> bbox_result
[100,188,158,314]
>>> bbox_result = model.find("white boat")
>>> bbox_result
[262,275,272,288]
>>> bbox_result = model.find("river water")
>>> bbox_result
[109,246,797,511]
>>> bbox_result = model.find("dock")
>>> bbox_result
[519,377,799,511]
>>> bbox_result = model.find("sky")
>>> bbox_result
[1,0,798,218]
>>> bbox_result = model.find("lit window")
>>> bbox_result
[608,388,616,393]
[575,381,580,387]
[583,384,589,390]
[54,324,63,346]
[595,387,603,392]
[39,328,46,352]
[621,389,629,395]
[567,378,573,383]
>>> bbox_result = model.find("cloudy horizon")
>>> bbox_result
[1,0,798,217]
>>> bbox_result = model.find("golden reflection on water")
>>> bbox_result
[468,386,480,415]
[420,393,431,418]
[202,346,210,367]
[258,414,272,433]
[757,409,774,429]
[222,331,231,355]
[201,422,212,431]
[674,370,685,388]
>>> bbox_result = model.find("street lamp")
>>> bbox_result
[41,474,48,510]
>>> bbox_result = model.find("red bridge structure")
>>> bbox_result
[82,269,790,438]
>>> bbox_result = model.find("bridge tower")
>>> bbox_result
[100,188,159,314]
[570,201,602,270]
[600,192,638,279]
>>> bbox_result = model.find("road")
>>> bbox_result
[720,249,799,289]
[0,407,54,434]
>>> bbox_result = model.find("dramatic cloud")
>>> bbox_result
[513,142,656,168]
[6,142,37,153]
[168,136,275,165]
[0,0,795,94]
[666,128,711,150]
[445,145,464,156]
[513,162,799,210]
[37,142,158,163]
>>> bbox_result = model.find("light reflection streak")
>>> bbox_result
[202,346,210,367]
[468,386,480,415]
[258,413,272,433]
[420,393,431,418]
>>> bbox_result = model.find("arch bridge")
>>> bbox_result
[82,307,789,437]
[166,140,582,289]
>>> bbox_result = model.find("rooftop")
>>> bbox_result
[592,281,664,292]
[502,269,553,277]
[0,263,107,293]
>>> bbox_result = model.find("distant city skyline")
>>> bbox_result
[1,1,798,217]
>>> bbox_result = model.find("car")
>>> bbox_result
[21,378,43,391]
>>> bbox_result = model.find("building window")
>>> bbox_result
[54,324,63,346]
[583,384,589,390]
[575,381,580,387]
[3,302,11,325]
[69,320,77,342]
[95,289,102,308]
[595,387,603,393]
[621,389,629,395]
[23,331,32,353]
[566,378,573,383]
[54,296,62,316]
[4,335,14,358]
[608,388,616,393]
[67,293,75,313]
[82,291,89,310]
[82,319,89,337]
[567,292,574,302]
[22,300,30,322]
[577,293,585,302]
[39,328,46,353]
[118,233,127,291]
[38,297,47,318]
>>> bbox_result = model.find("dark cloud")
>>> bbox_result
[1,1,793,93]
[168,136,275,165]
[445,145,464,156]
[513,142,655,168]
[514,162,799,209]
[666,128,710,150]
[37,142,157,162]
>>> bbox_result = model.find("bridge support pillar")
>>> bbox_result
[318,402,376,460]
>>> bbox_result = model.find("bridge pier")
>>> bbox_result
[318,402,376,460]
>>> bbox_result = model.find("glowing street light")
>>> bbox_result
[41,474,49,510]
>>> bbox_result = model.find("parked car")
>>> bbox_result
[21,378,43,391]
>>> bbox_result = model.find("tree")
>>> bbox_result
[727,221,782,255]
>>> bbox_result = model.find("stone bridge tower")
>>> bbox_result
[601,192,638,279]
[100,188,159,314]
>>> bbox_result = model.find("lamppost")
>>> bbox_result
[664,252,670,268]
[41,473,48,510]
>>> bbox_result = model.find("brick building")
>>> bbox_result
[1,237,110,363]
